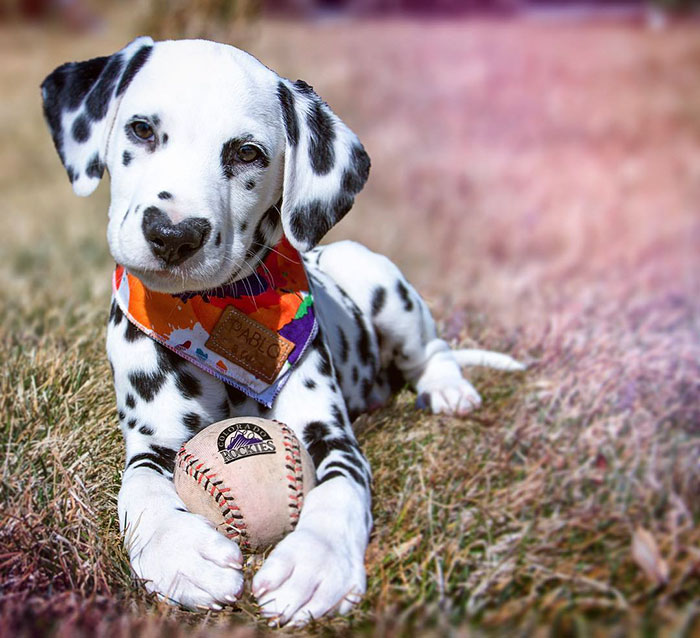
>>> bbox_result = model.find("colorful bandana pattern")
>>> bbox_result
[112,237,317,407]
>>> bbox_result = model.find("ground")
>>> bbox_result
[1,6,699,637]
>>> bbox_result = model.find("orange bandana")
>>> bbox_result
[112,238,317,406]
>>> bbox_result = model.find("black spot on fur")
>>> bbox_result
[342,144,371,194]
[85,54,123,120]
[304,378,317,390]
[354,308,373,368]
[156,344,186,374]
[303,421,330,448]
[127,418,137,429]
[219,142,237,178]
[122,150,132,166]
[321,460,368,488]
[118,410,125,421]
[225,384,247,406]
[246,180,256,191]
[125,320,145,342]
[183,412,202,433]
[126,444,175,474]
[331,403,349,429]
[318,470,345,484]
[362,378,373,402]
[396,280,414,312]
[305,427,359,469]
[139,424,154,435]
[287,194,353,250]
[306,439,330,467]
[72,114,90,143]
[66,166,77,183]
[109,299,123,325]
[332,436,354,456]
[215,232,221,247]
[293,79,314,95]
[125,393,136,409]
[337,327,349,363]
[85,153,104,179]
[116,45,152,96]
[128,370,167,402]
[278,82,299,146]
[43,55,110,113]
[41,54,109,162]
[245,205,278,264]
[162,133,169,144]
[371,286,386,316]
[157,191,172,200]
[317,353,333,378]
[175,371,201,400]
[239,220,249,234]
[150,444,176,473]
[311,332,333,378]
[129,461,163,474]
[352,366,359,384]
[307,100,335,175]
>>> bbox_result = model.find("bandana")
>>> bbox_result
[112,237,317,407]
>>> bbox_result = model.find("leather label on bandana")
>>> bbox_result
[206,306,295,384]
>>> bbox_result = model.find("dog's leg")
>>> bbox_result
[253,332,372,626]
[107,300,248,610]
[312,241,523,416]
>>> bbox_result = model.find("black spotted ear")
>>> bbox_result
[277,79,370,252]
[41,36,154,196]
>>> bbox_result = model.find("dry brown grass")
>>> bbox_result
[1,6,699,636]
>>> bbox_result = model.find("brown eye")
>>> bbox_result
[236,144,260,163]
[131,121,154,141]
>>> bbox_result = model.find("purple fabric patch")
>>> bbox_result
[280,308,316,365]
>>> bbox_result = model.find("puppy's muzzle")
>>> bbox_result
[142,206,211,267]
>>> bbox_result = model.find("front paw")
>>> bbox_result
[128,510,244,611]
[252,527,366,626]
[417,377,482,416]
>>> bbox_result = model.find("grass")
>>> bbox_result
[1,6,700,636]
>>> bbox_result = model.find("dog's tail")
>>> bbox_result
[453,348,526,371]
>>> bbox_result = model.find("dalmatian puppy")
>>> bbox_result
[41,37,523,625]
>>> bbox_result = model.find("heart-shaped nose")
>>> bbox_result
[142,207,211,267]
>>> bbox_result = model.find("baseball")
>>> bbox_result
[174,417,316,552]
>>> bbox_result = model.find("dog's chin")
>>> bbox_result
[126,264,235,295]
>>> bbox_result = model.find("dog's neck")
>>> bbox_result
[172,233,302,303]
[223,199,285,287]
[112,233,315,405]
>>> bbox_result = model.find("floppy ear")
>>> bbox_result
[276,79,371,252]
[41,36,154,197]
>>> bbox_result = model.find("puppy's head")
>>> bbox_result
[41,38,370,293]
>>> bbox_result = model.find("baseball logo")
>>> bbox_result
[174,417,317,551]
[217,422,276,464]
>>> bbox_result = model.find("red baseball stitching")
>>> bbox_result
[276,420,306,528]
[175,447,251,548]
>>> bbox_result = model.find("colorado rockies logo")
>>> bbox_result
[217,422,276,464]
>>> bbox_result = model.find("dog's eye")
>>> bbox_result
[236,144,260,163]
[131,121,155,141]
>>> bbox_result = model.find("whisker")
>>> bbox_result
[252,240,299,265]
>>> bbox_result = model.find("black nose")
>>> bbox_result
[142,207,211,267]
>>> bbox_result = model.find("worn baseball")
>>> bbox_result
[174,417,316,552]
